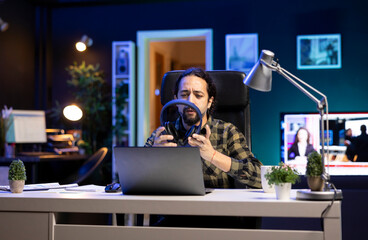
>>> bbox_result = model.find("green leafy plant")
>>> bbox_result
[306,151,323,177]
[64,62,111,153]
[76,139,91,154]
[113,81,129,145]
[265,162,300,185]
[0,118,5,155]
[8,159,27,181]
[0,105,13,155]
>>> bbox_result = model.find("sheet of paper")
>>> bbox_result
[0,182,78,191]
[65,185,105,192]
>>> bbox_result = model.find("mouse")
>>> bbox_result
[105,183,122,193]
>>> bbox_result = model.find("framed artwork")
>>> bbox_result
[297,34,341,70]
[226,33,258,73]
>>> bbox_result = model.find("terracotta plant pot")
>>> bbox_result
[307,176,325,191]
[9,180,25,193]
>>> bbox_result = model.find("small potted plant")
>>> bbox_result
[8,159,27,193]
[76,139,91,155]
[265,162,300,200]
[306,151,324,191]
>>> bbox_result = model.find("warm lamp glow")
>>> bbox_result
[0,18,9,32]
[75,35,93,52]
[75,42,87,52]
[63,105,83,121]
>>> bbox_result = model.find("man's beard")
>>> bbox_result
[182,107,201,126]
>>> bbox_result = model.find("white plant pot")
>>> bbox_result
[261,166,275,193]
[274,182,291,200]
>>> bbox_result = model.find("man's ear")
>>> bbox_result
[207,96,214,109]
[174,95,177,100]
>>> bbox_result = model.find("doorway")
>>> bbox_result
[149,40,207,135]
[137,29,213,146]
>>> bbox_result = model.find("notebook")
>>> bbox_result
[114,147,206,195]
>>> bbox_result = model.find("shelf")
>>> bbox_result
[112,41,136,181]
[115,74,130,79]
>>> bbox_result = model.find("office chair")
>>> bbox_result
[62,147,108,185]
[160,70,251,149]
[160,70,259,228]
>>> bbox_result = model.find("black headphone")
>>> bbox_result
[160,99,202,146]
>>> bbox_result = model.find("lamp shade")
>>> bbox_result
[63,105,83,121]
[243,50,275,92]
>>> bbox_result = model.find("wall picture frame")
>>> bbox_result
[297,34,341,70]
[226,33,258,73]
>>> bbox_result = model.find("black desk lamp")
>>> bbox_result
[244,50,342,200]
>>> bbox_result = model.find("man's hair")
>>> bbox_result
[174,68,217,115]
[292,127,311,145]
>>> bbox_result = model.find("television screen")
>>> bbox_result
[281,112,368,176]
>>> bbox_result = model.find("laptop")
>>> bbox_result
[114,147,206,195]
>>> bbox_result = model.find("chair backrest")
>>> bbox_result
[64,147,108,184]
[160,70,251,149]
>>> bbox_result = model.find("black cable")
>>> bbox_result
[320,183,337,230]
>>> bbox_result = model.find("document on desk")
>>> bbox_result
[65,184,105,192]
[0,182,78,191]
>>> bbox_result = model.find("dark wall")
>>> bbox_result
[47,4,368,238]
[1,1,368,239]
[0,0,35,109]
[47,0,368,164]
[2,0,368,163]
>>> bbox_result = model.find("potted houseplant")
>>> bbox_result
[1,105,13,157]
[265,162,300,200]
[8,159,27,193]
[76,139,91,155]
[306,151,324,191]
[65,62,111,154]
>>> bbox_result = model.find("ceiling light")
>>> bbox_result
[75,35,93,52]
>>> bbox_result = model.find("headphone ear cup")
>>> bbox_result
[184,125,196,138]
[181,125,196,146]
[163,122,195,146]
[163,122,179,144]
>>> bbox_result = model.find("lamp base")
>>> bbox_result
[296,189,343,201]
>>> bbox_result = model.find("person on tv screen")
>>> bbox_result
[344,128,353,146]
[344,128,356,161]
[349,125,368,162]
[288,127,316,161]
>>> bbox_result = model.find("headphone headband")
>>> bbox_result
[160,99,202,134]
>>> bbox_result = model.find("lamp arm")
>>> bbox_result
[278,67,328,110]
[277,68,322,106]
[261,58,331,186]
[260,59,325,108]
[274,65,331,176]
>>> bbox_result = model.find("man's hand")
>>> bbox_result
[152,126,177,147]
[189,125,231,172]
[188,125,215,161]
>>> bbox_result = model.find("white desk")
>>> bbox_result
[0,189,341,240]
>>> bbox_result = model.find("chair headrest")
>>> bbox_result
[161,70,249,109]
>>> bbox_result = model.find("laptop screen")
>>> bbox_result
[114,147,206,195]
